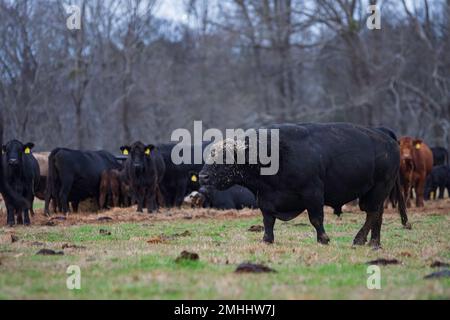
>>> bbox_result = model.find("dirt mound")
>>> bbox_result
[175,251,199,262]
[366,258,400,266]
[235,262,276,273]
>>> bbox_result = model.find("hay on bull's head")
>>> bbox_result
[206,138,248,164]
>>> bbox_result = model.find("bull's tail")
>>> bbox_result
[393,173,412,229]
[44,149,59,215]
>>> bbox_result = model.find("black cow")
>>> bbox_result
[184,184,257,210]
[157,143,206,207]
[0,121,29,218]
[199,123,410,248]
[121,141,165,213]
[1,140,40,226]
[44,148,121,215]
[424,165,450,200]
[431,147,449,166]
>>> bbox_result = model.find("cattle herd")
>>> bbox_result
[0,122,449,248]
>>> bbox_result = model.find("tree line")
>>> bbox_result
[0,0,449,152]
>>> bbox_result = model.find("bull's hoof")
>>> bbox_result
[262,236,274,244]
[318,234,330,245]
[403,222,412,230]
[369,239,381,249]
[353,237,367,246]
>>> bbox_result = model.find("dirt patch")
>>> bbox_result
[1,207,261,228]
[99,229,111,236]
[62,243,86,250]
[430,261,450,268]
[147,236,168,244]
[147,231,191,244]
[424,270,450,279]
[366,258,401,266]
[97,217,113,222]
[248,225,264,232]
[235,262,276,273]
[175,250,199,262]
[36,249,64,256]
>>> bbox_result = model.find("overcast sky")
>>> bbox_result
[156,0,188,23]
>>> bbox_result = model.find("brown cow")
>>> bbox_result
[99,169,121,209]
[34,152,50,200]
[399,137,433,207]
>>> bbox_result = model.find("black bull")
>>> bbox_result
[45,148,121,215]
[0,122,29,218]
[199,123,410,247]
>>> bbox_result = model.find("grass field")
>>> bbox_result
[0,201,449,300]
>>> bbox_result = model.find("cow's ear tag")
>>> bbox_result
[24,147,31,154]
[145,148,151,156]
[122,149,129,156]
[191,175,198,182]
[415,143,421,150]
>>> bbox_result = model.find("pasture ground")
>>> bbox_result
[0,200,449,299]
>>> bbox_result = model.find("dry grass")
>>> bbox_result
[0,200,449,299]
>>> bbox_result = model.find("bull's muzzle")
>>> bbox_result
[199,174,210,185]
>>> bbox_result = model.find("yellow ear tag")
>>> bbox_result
[145,148,151,156]
[415,144,421,150]
[191,175,198,182]
[24,147,31,154]
[123,149,129,156]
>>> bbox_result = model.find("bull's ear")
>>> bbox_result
[145,144,155,156]
[120,146,130,156]
[413,139,423,150]
[24,143,34,154]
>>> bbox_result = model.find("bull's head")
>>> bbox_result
[399,137,422,173]
[199,138,253,190]
[2,140,34,168]
[120,141,154,172]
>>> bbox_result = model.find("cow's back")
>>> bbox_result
[53,148,121,199]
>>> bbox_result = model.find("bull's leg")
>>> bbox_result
[6,205,15,227]
[136,191,144,213]
[353,213,372,246]
[262,211,276,244]
[368,211,383,248]
[112,191,119,208]
[99,190,107,210]
[307,207,330,245]
[16,209,23,225]
[404,184,412,208]
[44,192,52,216]
[415,177,425,207]
[146,193,157,213]
[71,201,79,213]
[51,199,57,213]
[23,191,33,225]
[23,209,31,225]
[438,186,445,199]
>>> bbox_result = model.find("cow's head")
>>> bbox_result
[183,190,206,208]
[187,171,200,193]
[399,137,422,173]
[2,140,34,168]
[121,141,154,172]
[199,139,253,190]
[183,186,213,208]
